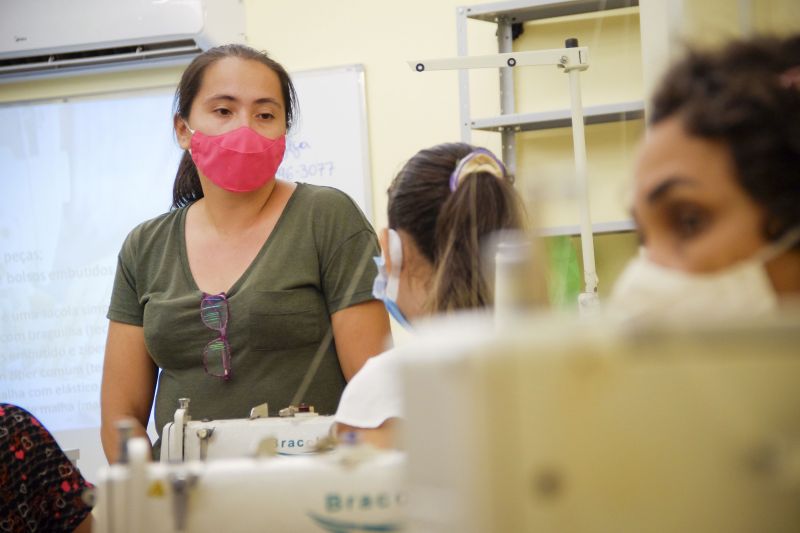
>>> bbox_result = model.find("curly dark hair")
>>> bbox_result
[650,34,800,243]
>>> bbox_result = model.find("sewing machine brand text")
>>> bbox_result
[325,491,406,513]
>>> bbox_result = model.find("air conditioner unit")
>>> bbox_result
[0,0,246,81]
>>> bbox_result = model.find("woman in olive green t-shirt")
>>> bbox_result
[100,44,390,462]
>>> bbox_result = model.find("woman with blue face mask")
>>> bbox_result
[610,34,800,322]
[335,143,525,448]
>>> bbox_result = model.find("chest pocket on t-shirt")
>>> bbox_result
[249,288,326,351]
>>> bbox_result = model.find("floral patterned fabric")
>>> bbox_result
[0,404,92,532]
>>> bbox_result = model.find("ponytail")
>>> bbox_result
[172,151,203,209]
[387,142,525,314]
[427,165,523,313]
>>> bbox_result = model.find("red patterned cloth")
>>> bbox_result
[0,404,93,532]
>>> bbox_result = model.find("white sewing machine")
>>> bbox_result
[96,309,800,532]
[95,433,406,533]
[160,399,336,462]
[401,311,800,533]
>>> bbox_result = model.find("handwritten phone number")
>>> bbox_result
[278,161,336,181]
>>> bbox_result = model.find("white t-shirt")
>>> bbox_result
[335,348,403,428]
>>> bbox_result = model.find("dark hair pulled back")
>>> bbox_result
[171,44,298,209]
[651,34,800,242]
[387,142,524,313]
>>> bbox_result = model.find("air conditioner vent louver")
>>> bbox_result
[0,39,201,77]
[0,0,244,82]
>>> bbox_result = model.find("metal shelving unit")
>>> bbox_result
[471,99,644,132]
[461,0,639,23]
[456,0,641,242]
[407,0,640,305]
[457,0,641,169]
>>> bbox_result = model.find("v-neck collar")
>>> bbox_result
[178,183,303,298]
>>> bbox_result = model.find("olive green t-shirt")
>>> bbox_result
[107,183,379,456]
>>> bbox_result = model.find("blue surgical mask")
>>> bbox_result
[372,229,412,330]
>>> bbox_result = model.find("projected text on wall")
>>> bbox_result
[0,90,179,432]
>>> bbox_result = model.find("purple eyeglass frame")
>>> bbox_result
[200,292,232,381]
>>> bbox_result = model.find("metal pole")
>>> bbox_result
[456,6,472,143]
[497,17,516,175]
[565,40,599,308]
[738,0,753,36]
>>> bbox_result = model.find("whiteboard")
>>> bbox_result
[0,87,179,432]
[278,64,373,219]
[0,86,179,480]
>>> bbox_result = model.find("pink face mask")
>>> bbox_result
[185,123,286,193]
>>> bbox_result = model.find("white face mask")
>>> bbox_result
[608,229,800,323]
